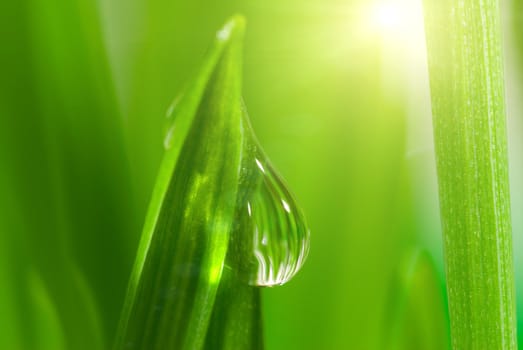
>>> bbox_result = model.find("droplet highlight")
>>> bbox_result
[234,113,310,287]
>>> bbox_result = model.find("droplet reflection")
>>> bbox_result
[235,123,310,287]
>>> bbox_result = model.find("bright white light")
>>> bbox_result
[216,22,233,41]
[374,4,401,30]
[368,1,420,38]
[281,199,291,213]
[255,158,266,173]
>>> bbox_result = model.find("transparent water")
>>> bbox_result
[230,105,310,287]
[164,103,310,288]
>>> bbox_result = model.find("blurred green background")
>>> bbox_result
[1,0,523,349]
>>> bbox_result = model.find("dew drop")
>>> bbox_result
[234,110,310,287]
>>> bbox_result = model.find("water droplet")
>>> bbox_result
[234,111,310,287]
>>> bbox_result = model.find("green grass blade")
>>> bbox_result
[115,15,259,350]
[382,249,450,350]
[27,271,67,350]
[422,0,517,348]
[27,0,140,342]
[204,270,264,350]
[0,171,25,350]
[511,0,523,61]
[0,2,109,348]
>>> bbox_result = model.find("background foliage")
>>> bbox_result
[1,0,522,349]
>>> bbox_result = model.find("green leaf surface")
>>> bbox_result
[115,15,265,350]
[423,0,517,348]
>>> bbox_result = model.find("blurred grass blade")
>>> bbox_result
[115,15,261,349]
[27,0,140,343]
[28,270,67,350]
[423,0,517,348]
[511,0,523,61]
[1,1,112,348]
[382,249,450,350]
[0,170,25,350]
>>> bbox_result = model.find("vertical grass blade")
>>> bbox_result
[1,1,108,348]
[27,0,139,343]
[114,15,261,350]
[422,0,517,348]
[382,250,450,350]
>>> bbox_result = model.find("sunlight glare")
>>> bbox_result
[369,1,421,39]
[374,4,401,31]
